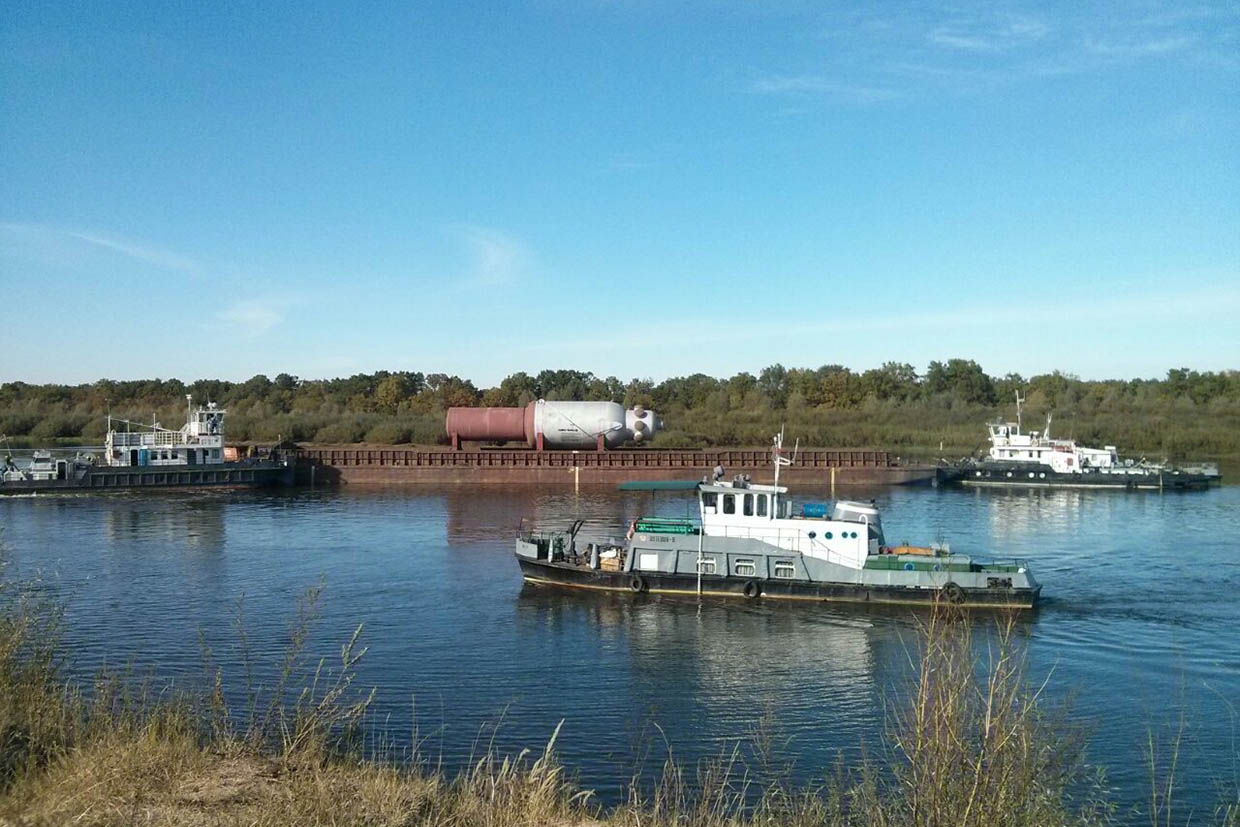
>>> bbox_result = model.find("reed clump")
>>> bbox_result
[0,578,1233,826]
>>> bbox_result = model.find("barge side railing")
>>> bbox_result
[289,448,897,469]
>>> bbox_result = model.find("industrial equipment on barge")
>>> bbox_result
[446,400,661,450]
[515,433,1040,609]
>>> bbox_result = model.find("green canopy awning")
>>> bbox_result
[617,480,702,491]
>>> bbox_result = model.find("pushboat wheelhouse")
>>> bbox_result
[516,435,1040,609]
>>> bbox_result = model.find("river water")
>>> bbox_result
[1,484,1237,818]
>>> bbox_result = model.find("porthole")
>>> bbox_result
[1039,473,1046,479]
[825,532,833,539]
[1028,472,1035,478]
[808,531,817,539]
[1006,472,1013,477]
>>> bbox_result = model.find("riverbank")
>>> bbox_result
[2,583,1236,826]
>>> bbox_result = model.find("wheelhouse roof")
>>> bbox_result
[698,481,787,495]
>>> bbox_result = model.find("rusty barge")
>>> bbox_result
[288,446,935,487]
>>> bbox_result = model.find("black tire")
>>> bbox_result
[743,580,761,599]
[628,575,646,593]
[942,582,966,605]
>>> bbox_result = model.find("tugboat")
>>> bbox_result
[938,393,1220,491]
[0,396,290,494]
[515,433,1040,609]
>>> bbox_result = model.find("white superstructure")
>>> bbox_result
[691,432,884,570]
[985,393,1117,474]
[105,396,227,468]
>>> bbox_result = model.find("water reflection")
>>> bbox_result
[103,496,226,548]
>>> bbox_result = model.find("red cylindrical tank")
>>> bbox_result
[445,405,534,445]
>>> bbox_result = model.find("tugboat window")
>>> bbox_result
[756,495,768,517]
[734,558,756,576]
[743,494,754,516]
[696,557,716,574]
[723,494,735,514]
[774,561,795,578]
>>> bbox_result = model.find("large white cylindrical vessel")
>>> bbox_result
[533,400,628,448]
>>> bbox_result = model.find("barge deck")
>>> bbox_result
[289,447,936,487]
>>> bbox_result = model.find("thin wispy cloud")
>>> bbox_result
[750,75,900,102]
[65,230,200,272]
[927,15,1050,52]
[0,222,200,273]
[1084,35,1194,58]
[217,299,284,336]
[928,30,1001,52]
[754,2,1235,104]
[450,225,530,286]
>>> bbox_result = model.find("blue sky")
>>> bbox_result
[2,0,1237,385]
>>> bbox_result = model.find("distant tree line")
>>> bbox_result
[2,362,1238,464]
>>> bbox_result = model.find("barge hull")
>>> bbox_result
[292,447,936,487]
[517,558,1038,610]
[942,463,1215,490]
[0,462,292,495]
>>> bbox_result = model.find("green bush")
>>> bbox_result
[314,421,366,444]
[364,421,412,444]
[409,415,446,446]
[0,413,41,436]
[29,416,87,443]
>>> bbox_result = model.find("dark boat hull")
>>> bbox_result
[939,461,1216,491]
[516,557,1038,609]
[0,461,292,495]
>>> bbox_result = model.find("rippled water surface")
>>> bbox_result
[2,484,1237,815]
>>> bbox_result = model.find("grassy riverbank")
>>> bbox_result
[2,579,1236,827]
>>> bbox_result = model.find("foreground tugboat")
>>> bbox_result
[938,393,1220,491]
[516,434,1040,609]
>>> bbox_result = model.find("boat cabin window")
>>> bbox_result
[723,494,735,514]
[743,494,754,516]
[696,557,716,574]
[734,558,756,576]
[777,499,790,519]
[701,492,717,514]
[773,560,795,578]
[755,495,768,517]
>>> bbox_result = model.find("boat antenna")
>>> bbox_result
[1015,390,1024,433]
[772,427,793,514]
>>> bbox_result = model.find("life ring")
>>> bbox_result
[628,574,646,593]
[942,582,966,605]
[743,580,761,599]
